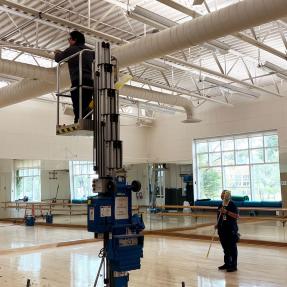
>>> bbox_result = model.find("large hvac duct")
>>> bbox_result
[1,0,286,69]
[0,59,67,108]
[0,79,54,107]
[0,0,286,114]
[0,58,55,83]
[0,62,196,121]
[121,85,199,123]
[0,57,217,119]
[113,0,287,67]
[0,42,54,59]
[0,73,196,123]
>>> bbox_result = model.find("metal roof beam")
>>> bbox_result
[0,0,124,44]
[234,32,287,60]
[131,75,233,106]
[165,55,283,97]
[157,0,287,61]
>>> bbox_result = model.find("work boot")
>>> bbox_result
[218,264,228,270]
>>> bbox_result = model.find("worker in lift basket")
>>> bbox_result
[54,30,94,123]
[215,189,240,272]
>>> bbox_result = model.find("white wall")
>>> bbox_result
[0,98,150,218]
[0,100,149,163]
[41,171,70,201]
[148,96,287,204]
[2,90,287,210]
[148,96,287,165]
[0,160,13,217]
[0,160,151,218]
[41,160,70,201]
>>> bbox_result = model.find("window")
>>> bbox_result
[193,131,281,201]
[154,164,165,199]
[15,160,41,202]
[69,161,95,200]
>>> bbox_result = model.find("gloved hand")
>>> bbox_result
[54,49,62,55]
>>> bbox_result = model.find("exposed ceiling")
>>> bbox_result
[0,0,287,118]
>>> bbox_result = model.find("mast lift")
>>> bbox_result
[56,42,145,287]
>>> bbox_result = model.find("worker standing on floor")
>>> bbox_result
[54,30,94,123]
[216,189,239,272]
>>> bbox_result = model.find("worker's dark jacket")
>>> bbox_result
[217,200,239,268]
[217,201,238,236]
[54,44,94,85]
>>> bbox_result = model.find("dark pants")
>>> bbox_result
[218,230,238,268]
[71,79,93,123]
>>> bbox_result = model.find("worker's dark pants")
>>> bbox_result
[218,230,238,268]
[71,79,93,123]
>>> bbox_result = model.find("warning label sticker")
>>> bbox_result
[100,206,112,217]
[115,197,128,220]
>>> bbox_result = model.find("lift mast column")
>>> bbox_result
[87,42,145,287]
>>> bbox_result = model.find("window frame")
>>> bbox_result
[15,167,41,202]
[69,161,95,200]
[193,131,281,201]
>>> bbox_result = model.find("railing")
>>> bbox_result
[149,205,287,222]
[1,202,287,244]
[138,204,287,245]
[1,201,141,218]
[1,201,87,217]
[56,48,96,126]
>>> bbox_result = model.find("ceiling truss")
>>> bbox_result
[0,0,286,115]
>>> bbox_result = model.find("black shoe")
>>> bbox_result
[218,264,227,270]
[226,267,237,272]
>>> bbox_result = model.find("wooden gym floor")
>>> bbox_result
[0,223,286,286]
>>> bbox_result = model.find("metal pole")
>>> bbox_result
[206,212,221,259]
[79,51,83,121]
[93,51,98,172]
[56,64,60,126]
[88,0,91,28]
[93,257,105,287]
[104,232,111,286]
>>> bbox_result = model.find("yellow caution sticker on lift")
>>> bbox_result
[56,126,77,135]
